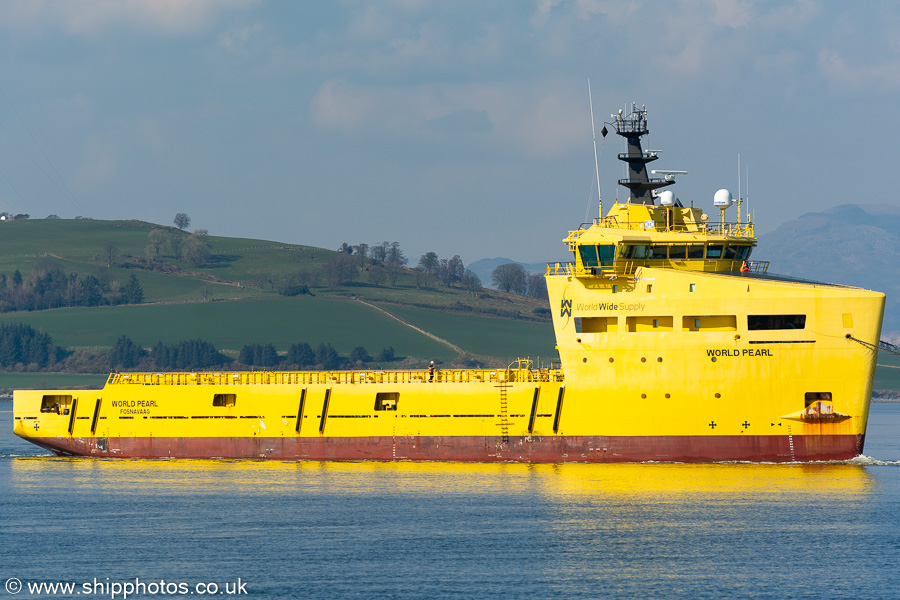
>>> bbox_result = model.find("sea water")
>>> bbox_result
[1,399,898,600]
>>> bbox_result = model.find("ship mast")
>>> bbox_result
[612,103,674,205]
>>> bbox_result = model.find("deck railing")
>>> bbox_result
[107,368,565,387]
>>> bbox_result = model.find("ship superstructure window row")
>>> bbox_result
[583,243,752,262]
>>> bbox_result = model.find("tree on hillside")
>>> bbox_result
[109,335,146,369]
[385,241,407,286]
[461,269,482,295]
[174,213,191,230]
[412,266,428,290]
[120,273,144,304]
[103,241,118,267]
[182,232,211,266]
[367,263,387,287]
[492,263,527,294]
[46,214,60,219]
[287,342,316,368]
[437,255,465,287]
[316,342,341,369]
[349,346,370,363]
[353,243,369,267]
[145,228,167,259]
[371,241,389,263]
[418,251,439,276]
[170,231,184,259]
[526,272,548,300]
[321,254,358,289]
[0,323,58,368]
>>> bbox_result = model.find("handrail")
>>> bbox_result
[109,367,565,387]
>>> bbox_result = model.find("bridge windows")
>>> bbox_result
[618,244,649,259]
[706,244,724,259]
[687,245,704,259]
[578,244,616,270]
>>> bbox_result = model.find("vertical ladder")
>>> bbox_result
[498,381,510,446]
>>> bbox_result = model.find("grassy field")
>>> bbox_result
[384,303,556,363]
[0,297,463,361]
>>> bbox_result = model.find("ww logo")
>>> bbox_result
[560,299,572,318]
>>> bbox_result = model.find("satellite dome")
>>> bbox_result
[713,189,733,208]
[659,190,676,206]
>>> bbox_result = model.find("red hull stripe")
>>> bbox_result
[29,434,864,463]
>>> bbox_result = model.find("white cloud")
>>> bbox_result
[818,49,900,93]
[218,23,263,52]
[309,77,587,158]
[0,0,259,35]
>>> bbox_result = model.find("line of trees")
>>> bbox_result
[0,323,62,368]
[104,334,400,372]
[145,227,210,267]
[0,262,144,312]
[491,263,547,299]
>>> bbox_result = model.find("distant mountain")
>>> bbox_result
[467,257,555,289]
[758,204,900,334]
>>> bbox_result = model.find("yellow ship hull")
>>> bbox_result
[13,262,883,464]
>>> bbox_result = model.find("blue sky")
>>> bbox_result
[0,0,898,265]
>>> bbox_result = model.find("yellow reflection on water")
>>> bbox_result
[10,458,875,500]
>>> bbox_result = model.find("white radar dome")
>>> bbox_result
[713,188,733,208]
[659,190,676,206]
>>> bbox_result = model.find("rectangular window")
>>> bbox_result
[618,244,649,259]
[707,244,724,259]
[580,317,618,333]
[649,245,668,259]
[689,283,696,292]
[627,316,673,332]
[41,394,73,414]
[748,315,806,330]
[687,245,704,259]
[597,245,616,266]
[578,244,599,268]
[669,245,687,259]
[735,246,752,261]
[213,393,237,407]
[723,245,738,259]
[683,315,738,331]
[375,392,399,411]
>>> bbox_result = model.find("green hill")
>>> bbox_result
[0,218,556,385]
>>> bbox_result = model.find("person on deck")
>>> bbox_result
[428,361,435,382]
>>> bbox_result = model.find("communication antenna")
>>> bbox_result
[588,79,602,218]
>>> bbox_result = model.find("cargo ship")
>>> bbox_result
[13,104,885,462]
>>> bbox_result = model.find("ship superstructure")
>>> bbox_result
[13,104,885,462]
